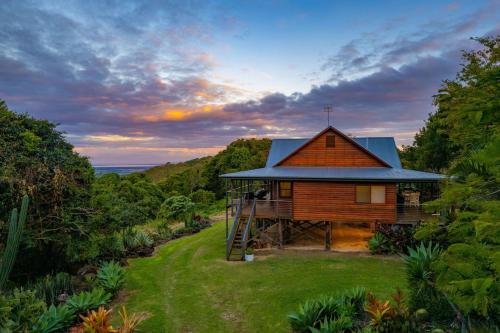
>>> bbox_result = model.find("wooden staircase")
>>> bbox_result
[226,199,256,261]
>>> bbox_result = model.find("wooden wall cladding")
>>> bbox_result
[293,182,396,223]
[278,129,386,167]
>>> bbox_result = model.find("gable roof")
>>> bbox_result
[273,127,392,168]
[266,134,402,168]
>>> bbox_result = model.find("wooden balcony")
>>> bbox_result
[240,199,293,219]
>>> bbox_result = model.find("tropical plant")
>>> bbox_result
[79,306,116,333]
[0,195,29,290]
[117,306,147,333]
[32,304,76,333]
[289,300,325,332]
[365,292,393,331]
[368,233,387,254]
[29,272,74,306]
[7,288,46,332]
[0,293,14,332]
[401,243,452,322]
[309,316,353,333]
[96,261,125,295]
[66,288,111,315]
[289,288,367,332]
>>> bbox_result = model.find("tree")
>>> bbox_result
[0,100,94,277]
[157,196,194,228]
[412,36,500,330]
[401,36,499,172]
[204,138,271,198]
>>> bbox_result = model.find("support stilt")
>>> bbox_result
[325,221,331,251]
[278,219,283,249]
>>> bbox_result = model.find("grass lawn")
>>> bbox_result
[117,220,407,333]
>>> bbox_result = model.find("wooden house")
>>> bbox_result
[220,126,445,260]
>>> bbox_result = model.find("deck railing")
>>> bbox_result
[235,199,293,218]
[396,204,437,224]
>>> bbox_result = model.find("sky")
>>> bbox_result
[1,0,499,165]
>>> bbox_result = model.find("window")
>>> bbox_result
[356,186,370,203]
[326,135,335,147]
[371,186,386,203]
[279,181,292,198]
[356,185,386,204]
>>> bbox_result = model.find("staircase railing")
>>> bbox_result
[240,199,256,260]
[226,201,243,259]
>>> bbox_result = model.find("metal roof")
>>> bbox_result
[220,167,446,181]
[266,136,402,168]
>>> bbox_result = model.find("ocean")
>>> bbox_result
[93,165,158,176]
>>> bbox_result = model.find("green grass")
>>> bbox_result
[118,221,406,333]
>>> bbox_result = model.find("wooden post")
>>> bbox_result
[325,221,331,251]
[225,178,228,239]
[278,219,283,249]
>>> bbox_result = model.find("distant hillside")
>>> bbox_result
[143,156,212,183]
[140,138,272,198]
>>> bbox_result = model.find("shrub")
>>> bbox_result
[157,195,194,227]
[29,272,74,306]
[369,225,416,255]
[123,229,154,252]
[96,261,125,295]
[368,233,388,254]
[101,233,126,259]
[155,222,172,239]
[32,304,76,333]
[0,288,46,332]
[402,243,452,322]
[66,288,111,315]
[309,316,353,333]
[134,230,154,249]
[189,189,215,204]
[288,288,366,332]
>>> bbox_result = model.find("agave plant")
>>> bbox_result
[288,300,325,332]
[96,261,125,295]
[401,242,441,296]
[309,316,353,333]
[368,232,388,254]
[66,288,111,315]
[32,304,76,333]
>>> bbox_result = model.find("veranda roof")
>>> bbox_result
[220,167,446,182]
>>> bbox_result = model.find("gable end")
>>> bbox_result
[274,127,391,168]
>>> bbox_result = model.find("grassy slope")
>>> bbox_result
[143,156,212,182]
[120,221,406,333]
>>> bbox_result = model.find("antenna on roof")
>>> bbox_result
[324,104,333,126]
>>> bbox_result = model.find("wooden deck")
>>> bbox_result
[240,200,293,218]
[236,200,433,224]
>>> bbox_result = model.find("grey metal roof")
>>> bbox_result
[265,137,402,168]
[220,167,446,181]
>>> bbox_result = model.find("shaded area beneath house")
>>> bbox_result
[283,222,373,252]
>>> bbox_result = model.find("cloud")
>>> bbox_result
[0,0,499,164]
